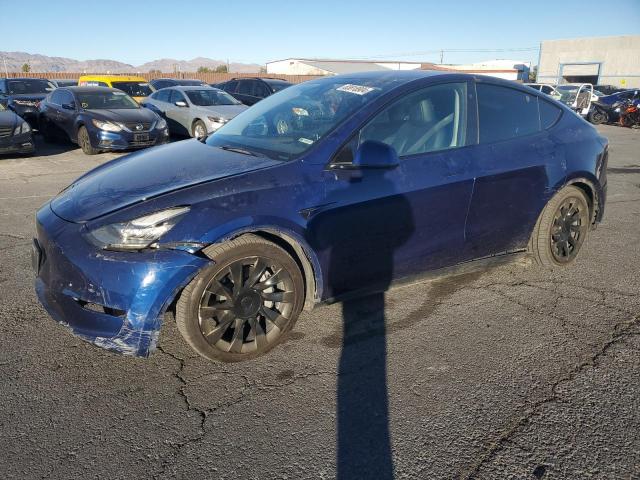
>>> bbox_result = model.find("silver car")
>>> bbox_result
[143,86,247,139]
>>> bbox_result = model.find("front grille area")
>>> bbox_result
[124,122,152,132]
[0,126,13,139]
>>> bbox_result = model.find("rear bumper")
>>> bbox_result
[34,204,210,357]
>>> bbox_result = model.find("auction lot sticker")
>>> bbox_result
[336,84,379,95]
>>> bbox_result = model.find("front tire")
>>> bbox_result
[192,120,207,140]
[529,186,590,267]
[175,234,305,362]
[78,126,99,155]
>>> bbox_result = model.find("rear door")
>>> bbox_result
[463,81,566,259]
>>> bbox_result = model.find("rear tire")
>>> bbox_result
[529,186,590,267]
[175,234,305,362]
[78,126,99,155]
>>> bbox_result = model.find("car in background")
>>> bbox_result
[215,77,292,105]
[78,75,154,103]
[597,88,640,106]
[33,71,608,362]
[38,86,169,155]
[150,78,207,90]
[0,102,35,155]
[142,85,247,139]
[49,79,78,88]
[594,85,625,96]
[0,77,55,128]
[524,83,561,99]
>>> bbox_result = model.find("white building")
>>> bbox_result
[266,58,424,76]
[537,35,640,88]
[266,57,530,82]
[442,60,531,82]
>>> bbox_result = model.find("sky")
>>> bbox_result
[1,0,639,67]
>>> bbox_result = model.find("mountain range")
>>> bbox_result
[0,52,263,73]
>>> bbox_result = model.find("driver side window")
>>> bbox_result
[359,82,468,158]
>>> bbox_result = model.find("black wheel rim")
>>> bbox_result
[198,256,295,354]
[550,198,587,263]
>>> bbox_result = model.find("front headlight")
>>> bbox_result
[13,121,31,135]
[86,206,190,250]
[156,118,167,130]
[92,119,123,132]
[207,116,228,130]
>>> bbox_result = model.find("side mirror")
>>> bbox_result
[175,101,188,107]
[62,102,76,110]
[352,140,400,169]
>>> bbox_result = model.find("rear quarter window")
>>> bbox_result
[477,83,539,143]
[539,100,562,129]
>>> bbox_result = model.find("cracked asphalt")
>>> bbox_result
[0,125,639,479]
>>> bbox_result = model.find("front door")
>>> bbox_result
[307,81,475,299]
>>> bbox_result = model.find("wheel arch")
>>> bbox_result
[565,176,599,225]
[224,228,321,311]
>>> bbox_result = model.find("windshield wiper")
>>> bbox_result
[219,145,261,157]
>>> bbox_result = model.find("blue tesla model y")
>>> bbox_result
[33,71,608,362]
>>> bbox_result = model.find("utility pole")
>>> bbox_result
[2,54,8,77]
[440,50,444,64]
[226,58,230,73]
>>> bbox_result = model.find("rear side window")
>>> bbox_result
[223,80,238,93]
[237,80,255,95]
[539,100,562,129]
[477,83,539,143]
[169,89,187,103]
[153,89,171,102]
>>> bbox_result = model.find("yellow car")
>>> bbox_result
[77,75,154,103]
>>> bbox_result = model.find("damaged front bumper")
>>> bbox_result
[34,204,210,357]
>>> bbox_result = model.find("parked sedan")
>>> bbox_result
[142,86,247,138]
[150,78,207,90]
[216,77,292,105]
[0,102,35,155]
[38,87,169,155]
[0,77,55,128]
[33,71,607,362]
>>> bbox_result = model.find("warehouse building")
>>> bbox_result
[266,58,530,81]
[266,58,424,75]
[537,35,640,88]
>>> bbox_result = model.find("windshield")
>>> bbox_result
[7,79,54,95]
[76,91,139,110]
[56,80,78,87]
[111,81,153,97]
[206,77,391,160]
[186,89,240,106]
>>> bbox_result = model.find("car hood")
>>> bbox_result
[50,139,282,223]
[0,110,19,128]
[194,104,248,119]
[84,108,158,123]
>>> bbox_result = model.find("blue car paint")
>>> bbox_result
[33,71,608,357]
[597,89,640,106]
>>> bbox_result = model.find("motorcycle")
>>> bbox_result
[617,99,640,128]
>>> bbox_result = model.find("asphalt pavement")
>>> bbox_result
[0,125,638,479]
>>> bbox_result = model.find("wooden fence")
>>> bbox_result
[3,71,324,84]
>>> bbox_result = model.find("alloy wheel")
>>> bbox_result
[550,197,587,263]
[197,256,296,354]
